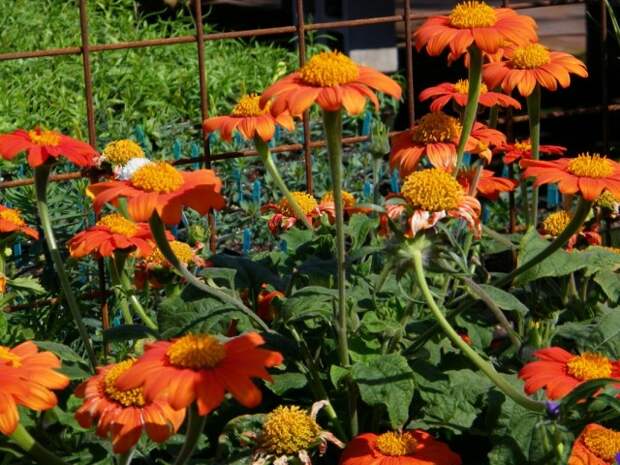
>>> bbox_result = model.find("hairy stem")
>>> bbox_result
[255,138,313,230]
[109,256,134,325]
[173,405,207,465]
[455,45,483,171]
[9,424,67,465]
[34,164,97,370]
[411,251,544,412]
[527,85,541,227]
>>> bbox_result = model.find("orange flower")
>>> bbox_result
[414,1,537,59]
[256,286,284,322]
[319,190,370,221]
[498,139,566,164]
[143,240,204,269]
[521,153,620,201]
[75,359,185,453]
[518,347,620,400]
[540,210,602,251]
[89,160,225,224]
[457,168,517,200]
[483,43,588,97]
[339,431,461,465]
[0,128,97,168]
[204,94,294,142]
[0,341,69,435]
[259,51,401,117]
[399,168,481,237]
[116,333,283,416]
[262,191,321,235]
[568,424,620,465]
[419,79,521,112]
[0,205,39,240]
[68,213,157,258]
[469,121,507,163]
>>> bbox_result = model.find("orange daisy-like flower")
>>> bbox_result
[469,121,507,163]
[498,139,566,164]
[400,168,481,237]
[0,205,39,240]
[89,160,226,224]
[319,190,370,222]
[483,43,588,97]
[116,333,283,416]
[340,430,462,465]
[568,424,620,465]
[457,168,517,200]
[414,1,537,59]
[262,191,321,235]
[75,359,185,453]
[519,347,620,400]
[256,286,285,322]
[419,79,521,112]
[204,94,294,142]
[0,128,97,168]
[0,341,69,435]
[259,50,401,117]
[68,213,157,258]
[521,153,620,201]
[539,210,602,251]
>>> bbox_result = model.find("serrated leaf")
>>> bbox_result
[346,213,378,251]
[475,284,529,316]
[594,270,620,302]
[554,308,620,358]
[352,354,414,428]
[266,373,307,395]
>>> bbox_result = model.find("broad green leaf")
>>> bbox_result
[8,276,45,294]
[554,307,620,358]
[352,354,414,428]
[330,365,350,388]
[346,213,378,251]
[593,270,620,302]
[281,287,334,323]
[102,324,158,344]
[266,373,307,395]
[475,284,529,316]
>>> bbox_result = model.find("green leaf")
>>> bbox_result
[474,284,529,316]
[593,270,620,302]
[34,341,90,380]
[102,324,158,344]
[352,354,414,428]
[346,213,378,251]
[554,307,620,358]
[281,287,334,323]
[330,365,350,388]
[266,372,307,395]
[7,276,45,294]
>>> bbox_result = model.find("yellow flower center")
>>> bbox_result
[231,94,271,117]
[566,352,613,381]
[166,334,226,369]
[411,112,462,145]
[130,162,184,193]
[103,359,145,407]
[401,168,464,212]
[96,213,139,237]
[511,43,551,69]
[0,208,25,227]
[260,405,321,455]
[299,51,359,87]
[583,426,620,462]
[453,79,488,95]
[147,240,195,267]
[541,210,571,237]
[596,191,620,209]
[513,140,532,152]
[278,192,318,217]
[449,1,497,28]
[567,154,614,178]
[0,347,22,367]
[321,190,356,208]
[102,139,145,166]
[28,129,61,146]
[375,431,418,456]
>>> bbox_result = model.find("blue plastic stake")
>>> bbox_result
[363,180,373,199]
[482,204,490,224]
[173,139,182,160]
[463,153,471,167]
[191,142,201,169]
[252,180,262,204]
[361,110,372,136]
[242,228,252,255]
[501,164,510,178]
[233,133,243,148]
[390,170,400,193]
[547,184,560,209]
[279,240,288,253]
[134,125,146,147]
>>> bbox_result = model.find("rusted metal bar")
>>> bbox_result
[295,0,314,194]
[0,1,585,62]
[403,0,415,127]
[78,0,97,146]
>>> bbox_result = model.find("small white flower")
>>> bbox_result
[115,157,153,181]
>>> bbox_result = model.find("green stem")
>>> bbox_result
[9,424,67,465]
[455,45,483,171]
[148,212,271,332]
[411,250,544,412]
[520,176,531,227]
[488,104,499,129]
[109,256,134,325]
[173,405,207,465]
[34,165,97,371]
[117,449,135,465]
[495,198,593,287]
[527,85,541,227]
[254,138,313,230]
[112,251,158,330]
[323,110,349,368]
[373,156,383,205]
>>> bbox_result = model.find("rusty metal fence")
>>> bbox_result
[0,0,613,319]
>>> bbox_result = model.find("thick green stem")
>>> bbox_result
[495,198,593,287]
[148,212,271,332]
[527,85,542,227]
[117,449,135,465]
[109,257,134,325]
[173,405,207,465]
[255,138,313,230]
[455,45,483,171]
[34,165,97,371]
[9,424,67,465]
[411,251,544,412]
[488,104,499,129]
[323,110,349,368]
